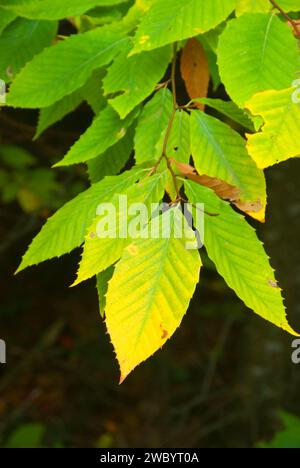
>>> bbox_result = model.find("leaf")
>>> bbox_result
[96,266,114,318]
[0,8,16,34]
[88,123,135,183]
[235,0,271,15]
[103,42,172,118]
[73,171,167,286]
[134,88,173,164]
[7,26,130,108]
[0,18,57,82]
[190,111,266,221]
[245,87,300,168]
[195,97,256,132]
[55,105,138,167]
[180,38,210,109]
[35,90,83,139]
[218,13,299,106]
[172,160,241,202]
[278,0,300,11]
[185,179,298,336]
[16,167,145,272]
[131,0,237,54]
[105,206,201,382]
[0,0,129,20]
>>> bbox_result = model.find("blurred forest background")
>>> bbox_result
[1,53,300,448]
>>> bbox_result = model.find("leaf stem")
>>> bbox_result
[150,43,183,202]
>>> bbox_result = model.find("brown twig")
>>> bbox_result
[149,43,184,201]
[269,0,300,39]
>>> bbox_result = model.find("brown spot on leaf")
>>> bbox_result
[268,279,280,289]
[127,244,139,256]
[160,324,169,340]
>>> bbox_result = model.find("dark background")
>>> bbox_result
[1,94,300,448]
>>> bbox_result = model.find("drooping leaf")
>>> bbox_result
[134,88,173,164]
[190,111,266,221]
[218,13,299,106]
[73,171,167,285]
[17,167,146,272]
[0,18,57,82]
[103,42,172,118]
[0,8,16,34]
[172,160,241,202]
[105,206,201,382]
[7,26,130,108]
[185,179,297,336]
[245,87,300,168]
[96,266,115,318]
[55,105,138,167]
[0,0,129,20]
[131,0,236,54]
[88,123,135,183]
[180,38,210,109]
[195,97,256,132]
[35,91,83,139]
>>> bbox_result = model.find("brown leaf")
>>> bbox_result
[180,38,210,110]
[170,159,240,201]
[171,158,265,221]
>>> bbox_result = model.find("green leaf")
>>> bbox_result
[195,97,256,132]
[131,0,237,54]
[278,0,300,11]
[88,123,135,183]
[73,171,167,285]
[218,13,299,106]
[96,266,115,318]
[134,88,173,164]
[7,26,130,108]
[35,70,107,139]
[103,42,172,118]
[235,0,271,15]
[55,105,138,167]
[105,205,201,382]
[35,90,83,139]
[0,7,16,34]
[245,87,300,168]
[17,167,146,272]
[0,18,57,82]
[185,179,297,336]
[190,111,266,221]
[0,0,129,20]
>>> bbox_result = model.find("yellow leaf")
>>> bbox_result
[246,87,300,168]
[105,207,201,382]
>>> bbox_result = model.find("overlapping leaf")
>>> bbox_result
[0,0,129,20]
[195,98,256,132]
[0,18,57,82]
[55,105,138,166]
[17,167,146,272]
[131,0,237,54]
[218,13,299,106]
[105,206,201,381]
[7,26,130,108]
[73,171,167,285]
[246,87,300,168]
[134,88,173,164]
[103,42,172,118]
[185,180,297,336]
[190,111,266,221]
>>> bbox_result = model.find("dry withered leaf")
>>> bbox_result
[180,38,210,110]
[171,158,264,220]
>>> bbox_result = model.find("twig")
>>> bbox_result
[269,0,300,38]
